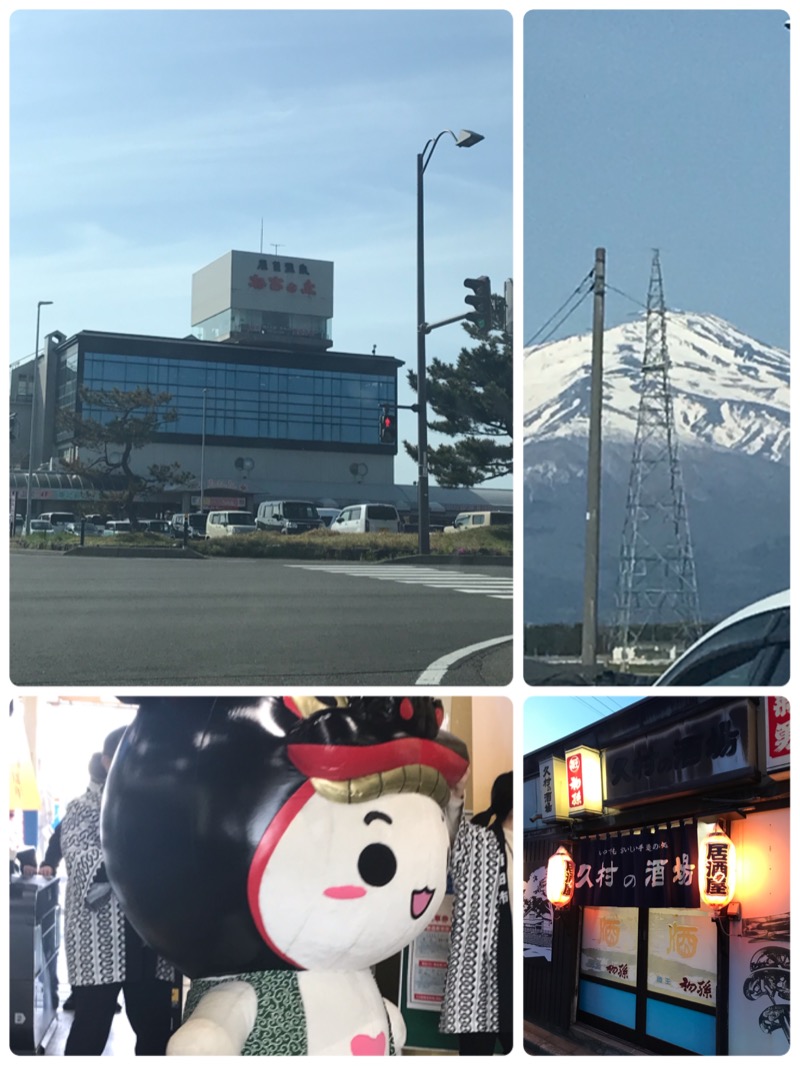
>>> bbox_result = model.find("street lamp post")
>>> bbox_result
[24,300,53,535]
[416,128,483,555]
[199,387,207,513]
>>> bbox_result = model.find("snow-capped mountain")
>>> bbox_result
[524,311,788,460]
[523,311,790,626]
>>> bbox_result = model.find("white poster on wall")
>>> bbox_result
[406,893,453,1011]
[728,807,790,1054]
[580,906,638,987]
[647,908,717,1005]
[523,866,553,960]
[728,939,790,1054]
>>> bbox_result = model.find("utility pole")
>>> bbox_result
[581,248,605,666]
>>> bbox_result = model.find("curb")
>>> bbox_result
[12,547,510,565]
[379,554,512,567]
[63,547,204,559]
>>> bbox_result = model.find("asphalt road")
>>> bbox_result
[10,553,512,687]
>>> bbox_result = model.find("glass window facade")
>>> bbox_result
[56,349,79,411]
[72,350,395,446]
[194,307,332,345]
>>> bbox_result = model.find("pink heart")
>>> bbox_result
[351,1032,387,1056]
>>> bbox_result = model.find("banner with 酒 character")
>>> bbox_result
[573,822,700,908]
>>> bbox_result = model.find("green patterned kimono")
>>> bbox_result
[184,971,397,1056]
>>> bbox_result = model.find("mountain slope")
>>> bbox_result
[523,312,790,626]
[524,311,788,461]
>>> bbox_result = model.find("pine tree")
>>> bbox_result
[57,387,194,524]
[405,320,512,487]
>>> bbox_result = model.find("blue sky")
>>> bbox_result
[524,9,790,350]
[7,8,512,487]
[524,695,643,754]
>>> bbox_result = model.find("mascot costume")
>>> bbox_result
[101,696,469,1056]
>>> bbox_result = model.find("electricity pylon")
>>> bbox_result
[614,250,702,663]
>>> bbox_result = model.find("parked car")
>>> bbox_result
[316,508,341,528]
[103,520,135,536]
[443,510,513,533]
[26,519,55,534]
[205,510,258,538]
[654,590,790,687]
[330,503,402,534]
[66,515,106,536]
[140,519,171,535]
[255,500,323,534]
[171,512,208,539]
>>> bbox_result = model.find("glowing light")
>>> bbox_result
[546,845,576,907]
[564,746,603,815]
[700,824,736,909]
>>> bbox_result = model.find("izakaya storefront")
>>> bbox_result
[523,696,790,1056]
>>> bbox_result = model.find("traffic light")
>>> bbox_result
[463,276,493,331]
[379,405,397,444]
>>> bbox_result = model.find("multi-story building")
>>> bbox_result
[10,249,511,522]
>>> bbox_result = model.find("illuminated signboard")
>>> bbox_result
[565,746,603,815]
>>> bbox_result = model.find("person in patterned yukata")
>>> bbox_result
[61,727,175,1055]
[439,770,513,1055]
[101,696,470,1056]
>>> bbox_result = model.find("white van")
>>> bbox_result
[444,510,513,533]
[256,500,322,534]
[38,511,77,530]
[330,503,402,535]
[103,520,135,536]
[170,512,207,539]
[205,510,257,538]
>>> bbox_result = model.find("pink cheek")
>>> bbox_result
[324,885,368,900]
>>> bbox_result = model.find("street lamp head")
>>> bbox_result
[454,129,484,149]
[38,300,53,308]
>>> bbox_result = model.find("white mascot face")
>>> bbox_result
[256,790,450,970]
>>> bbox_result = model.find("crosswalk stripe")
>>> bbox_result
[287,563,513,600]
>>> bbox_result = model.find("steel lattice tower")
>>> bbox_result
[614,251,702,660]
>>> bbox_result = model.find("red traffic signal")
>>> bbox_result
[379,405,397,444]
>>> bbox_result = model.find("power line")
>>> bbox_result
[571,695,641,720]
[605,282,647,310]
[525,271,594,347]
[571,696,616,719]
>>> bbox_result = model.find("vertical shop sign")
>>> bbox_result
[565,746,603,815]
[765,697,790,775]
[538,756,568,822]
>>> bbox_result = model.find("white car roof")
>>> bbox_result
[696,589,789,642]
[655,588,789,686]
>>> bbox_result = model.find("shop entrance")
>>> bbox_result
[577,905,717,1054]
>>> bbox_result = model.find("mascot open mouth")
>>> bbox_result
[410,887,435,920]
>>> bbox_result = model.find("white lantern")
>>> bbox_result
[700,824,736,909]
[546,845,575,907]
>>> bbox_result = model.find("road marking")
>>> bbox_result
[286,563,513,599]
[416,635,513,685]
